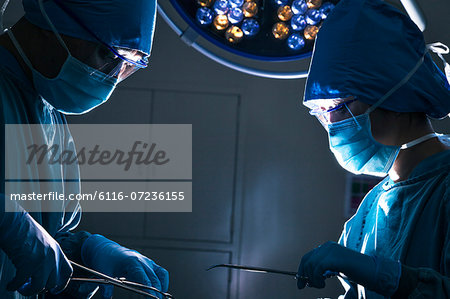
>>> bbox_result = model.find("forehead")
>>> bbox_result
[304,96,354,110]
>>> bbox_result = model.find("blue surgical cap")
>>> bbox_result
[303,0,450,119]
[23,0,157,56]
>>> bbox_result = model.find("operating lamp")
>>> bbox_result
[158,0,427,79]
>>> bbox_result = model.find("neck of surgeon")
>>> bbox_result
[383,111,449,182]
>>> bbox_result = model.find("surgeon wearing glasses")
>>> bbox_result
[0,0,168,298]
[296,0,450,298]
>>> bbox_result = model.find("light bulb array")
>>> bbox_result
[196,0,261,43]
[194,0,335,53]
[273,0,335,51]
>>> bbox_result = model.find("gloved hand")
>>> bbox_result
[297,241,401,297]
[0,209,73,296]
[81,234,169,299]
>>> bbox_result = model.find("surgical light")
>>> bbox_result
[287,33,305,50]
[306,0,322,9]
[160,0,427,79]
[225,25,244,43]
[303,24,319,40]
[228,7,244,24]
[229,0,245,7]
[291,0,308,14]
[242,1,258,17]
[214,14,229,30]
[179,0,337,56]
[213,0,229,14]
[196,7,214,25]
[272,22,290,40]
[277,5,293,21]
[241,18,260,36]
[305,9,322,25]
[291,14,307,31]
[197,0,213,7]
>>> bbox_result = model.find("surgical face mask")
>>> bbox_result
[327,111,399,177]
[327,108,440,177]
[4,0,118,115]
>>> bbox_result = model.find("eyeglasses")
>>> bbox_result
[308,98,357,127]
[53,0,148,82]
[69,260,173,299]
[95,47,149,82]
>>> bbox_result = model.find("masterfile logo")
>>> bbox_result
[4,124,192,212]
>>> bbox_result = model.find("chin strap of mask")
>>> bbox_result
[400,132,443,150]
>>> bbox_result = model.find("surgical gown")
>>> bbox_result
[0,45,81,298]
[338,137,450,298]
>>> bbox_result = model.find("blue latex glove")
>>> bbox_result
[297,241,401,297]
[0,209,73,296]
[81,234,169,299]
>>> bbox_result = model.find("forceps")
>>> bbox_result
[207,263,343,282]
[69,260,173,299]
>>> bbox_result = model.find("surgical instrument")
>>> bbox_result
[69,260,173,299]
[207,263,343,282]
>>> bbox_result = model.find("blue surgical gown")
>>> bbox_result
[0,45,81,298]
[338,140,450,298]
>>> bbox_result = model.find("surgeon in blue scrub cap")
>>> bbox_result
[297,0,450,298]
[0,0,168,298]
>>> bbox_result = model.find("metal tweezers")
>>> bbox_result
[69,260,174,299]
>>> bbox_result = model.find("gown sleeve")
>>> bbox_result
[393,184,450,299]
[393,265,450,298]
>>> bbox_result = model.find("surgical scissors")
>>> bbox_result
[69,260,174,299]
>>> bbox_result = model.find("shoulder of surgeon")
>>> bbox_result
[0,62,60,126]
[428,139,450,205]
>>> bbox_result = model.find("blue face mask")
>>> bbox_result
[29,55,117,115]
[327,108,440,177]
[327,113,400,177]
[5,0,118,115]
